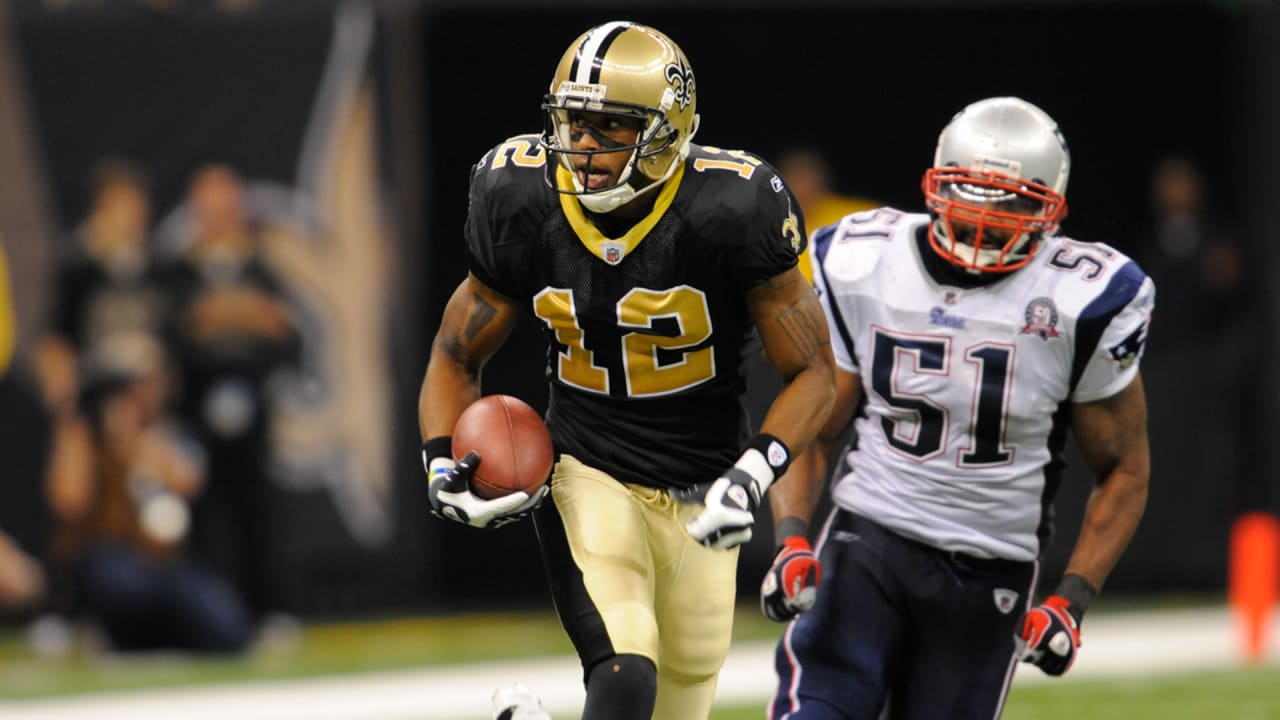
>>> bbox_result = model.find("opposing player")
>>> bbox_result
[417,22,835,720]
[762,97,1153,718]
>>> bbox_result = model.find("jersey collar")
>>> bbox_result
[556,163,685,265]
[914,224,1006,290]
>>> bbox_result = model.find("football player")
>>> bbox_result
[762,97,1153,718]
[417,22,836,720]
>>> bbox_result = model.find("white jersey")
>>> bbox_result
[812,208,1155,561]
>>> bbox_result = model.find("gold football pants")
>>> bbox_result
[536,453,739,720]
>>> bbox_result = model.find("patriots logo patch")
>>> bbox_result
[1109,323,1148,369]
[1021,297,1061,340]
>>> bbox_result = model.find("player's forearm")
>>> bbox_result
[418,344,482,440]
[768,439,831,539]
[757,362,835,460]
[420,276,518,441]
[1063,468,1148,592]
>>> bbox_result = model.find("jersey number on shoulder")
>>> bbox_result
[692,146,762,179]
[489,137,546,169]
[871,328,1014,467]
[1046,239,1116,281]
[532,286,715,397]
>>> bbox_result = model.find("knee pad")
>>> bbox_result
[582,653,657,720]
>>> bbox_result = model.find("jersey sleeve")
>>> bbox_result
[1070,261,1156,402]
[810,223,858,373]
[703,154,805,289]
[747,164,806,286]
[463,137,548,299]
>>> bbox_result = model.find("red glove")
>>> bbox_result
[1018,594,1082,676]
[760,536,821,622]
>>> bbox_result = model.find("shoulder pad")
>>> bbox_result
[681,144,801,245]
[1033,235,1153,319]
[685,145,785,200]
[814,208,923,285]
[469,134,554,216]
[473,134,549,179]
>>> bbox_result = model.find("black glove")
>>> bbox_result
[760,535,821,622]
[424,442,546,529]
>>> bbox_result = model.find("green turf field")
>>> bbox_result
[2,603,1276,718]
[703,667,1280,720]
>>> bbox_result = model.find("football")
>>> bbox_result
[452,394,554,500]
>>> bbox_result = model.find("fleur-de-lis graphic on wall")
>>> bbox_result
[665,57,695,111]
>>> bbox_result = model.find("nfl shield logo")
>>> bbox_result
[602,241,625,265]
[993,588,1020,614]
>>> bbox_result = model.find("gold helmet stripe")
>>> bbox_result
[570,20,633,84]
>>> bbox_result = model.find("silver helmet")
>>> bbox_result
[922,97,1070,272]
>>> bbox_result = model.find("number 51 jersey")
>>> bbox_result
[812,208,1155,561]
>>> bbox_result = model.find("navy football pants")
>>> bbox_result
[770,510,1038,720]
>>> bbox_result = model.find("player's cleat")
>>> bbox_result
[492,683,552,720]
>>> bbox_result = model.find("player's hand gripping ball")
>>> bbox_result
[425,395,553,529]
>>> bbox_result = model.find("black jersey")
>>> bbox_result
[464,134,804,490]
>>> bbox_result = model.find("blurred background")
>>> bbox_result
[0,0,1276,683]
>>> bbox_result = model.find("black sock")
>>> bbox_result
[581,653,657,720]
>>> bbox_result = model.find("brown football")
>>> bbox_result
[452,395,554,500]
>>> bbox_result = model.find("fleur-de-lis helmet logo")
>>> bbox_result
[665,57,695,111]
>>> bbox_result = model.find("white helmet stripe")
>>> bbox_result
[571,21,633,84]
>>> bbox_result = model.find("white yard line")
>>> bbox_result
[1,606,1275,720]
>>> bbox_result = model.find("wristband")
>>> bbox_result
[745,433,792,480]
[1052,573,1097,623]
[422,436,453,461]
[775,516,808,547]
[422,436,454,476]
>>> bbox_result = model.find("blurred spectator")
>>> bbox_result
[35,159,170,424]
[156,163,300,618]
[775,148,880,283]
[1129,154,1258,586]
[1139,154,1248,346]
[44,331,251,653]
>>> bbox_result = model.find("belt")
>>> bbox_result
[944,549,1031,573]
[845,511,1030,573]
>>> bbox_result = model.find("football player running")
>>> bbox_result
[417,22,835,720]
[763,97,1153,718]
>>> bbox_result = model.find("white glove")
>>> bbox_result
[426,450,546,529]
[678,446,779,550]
